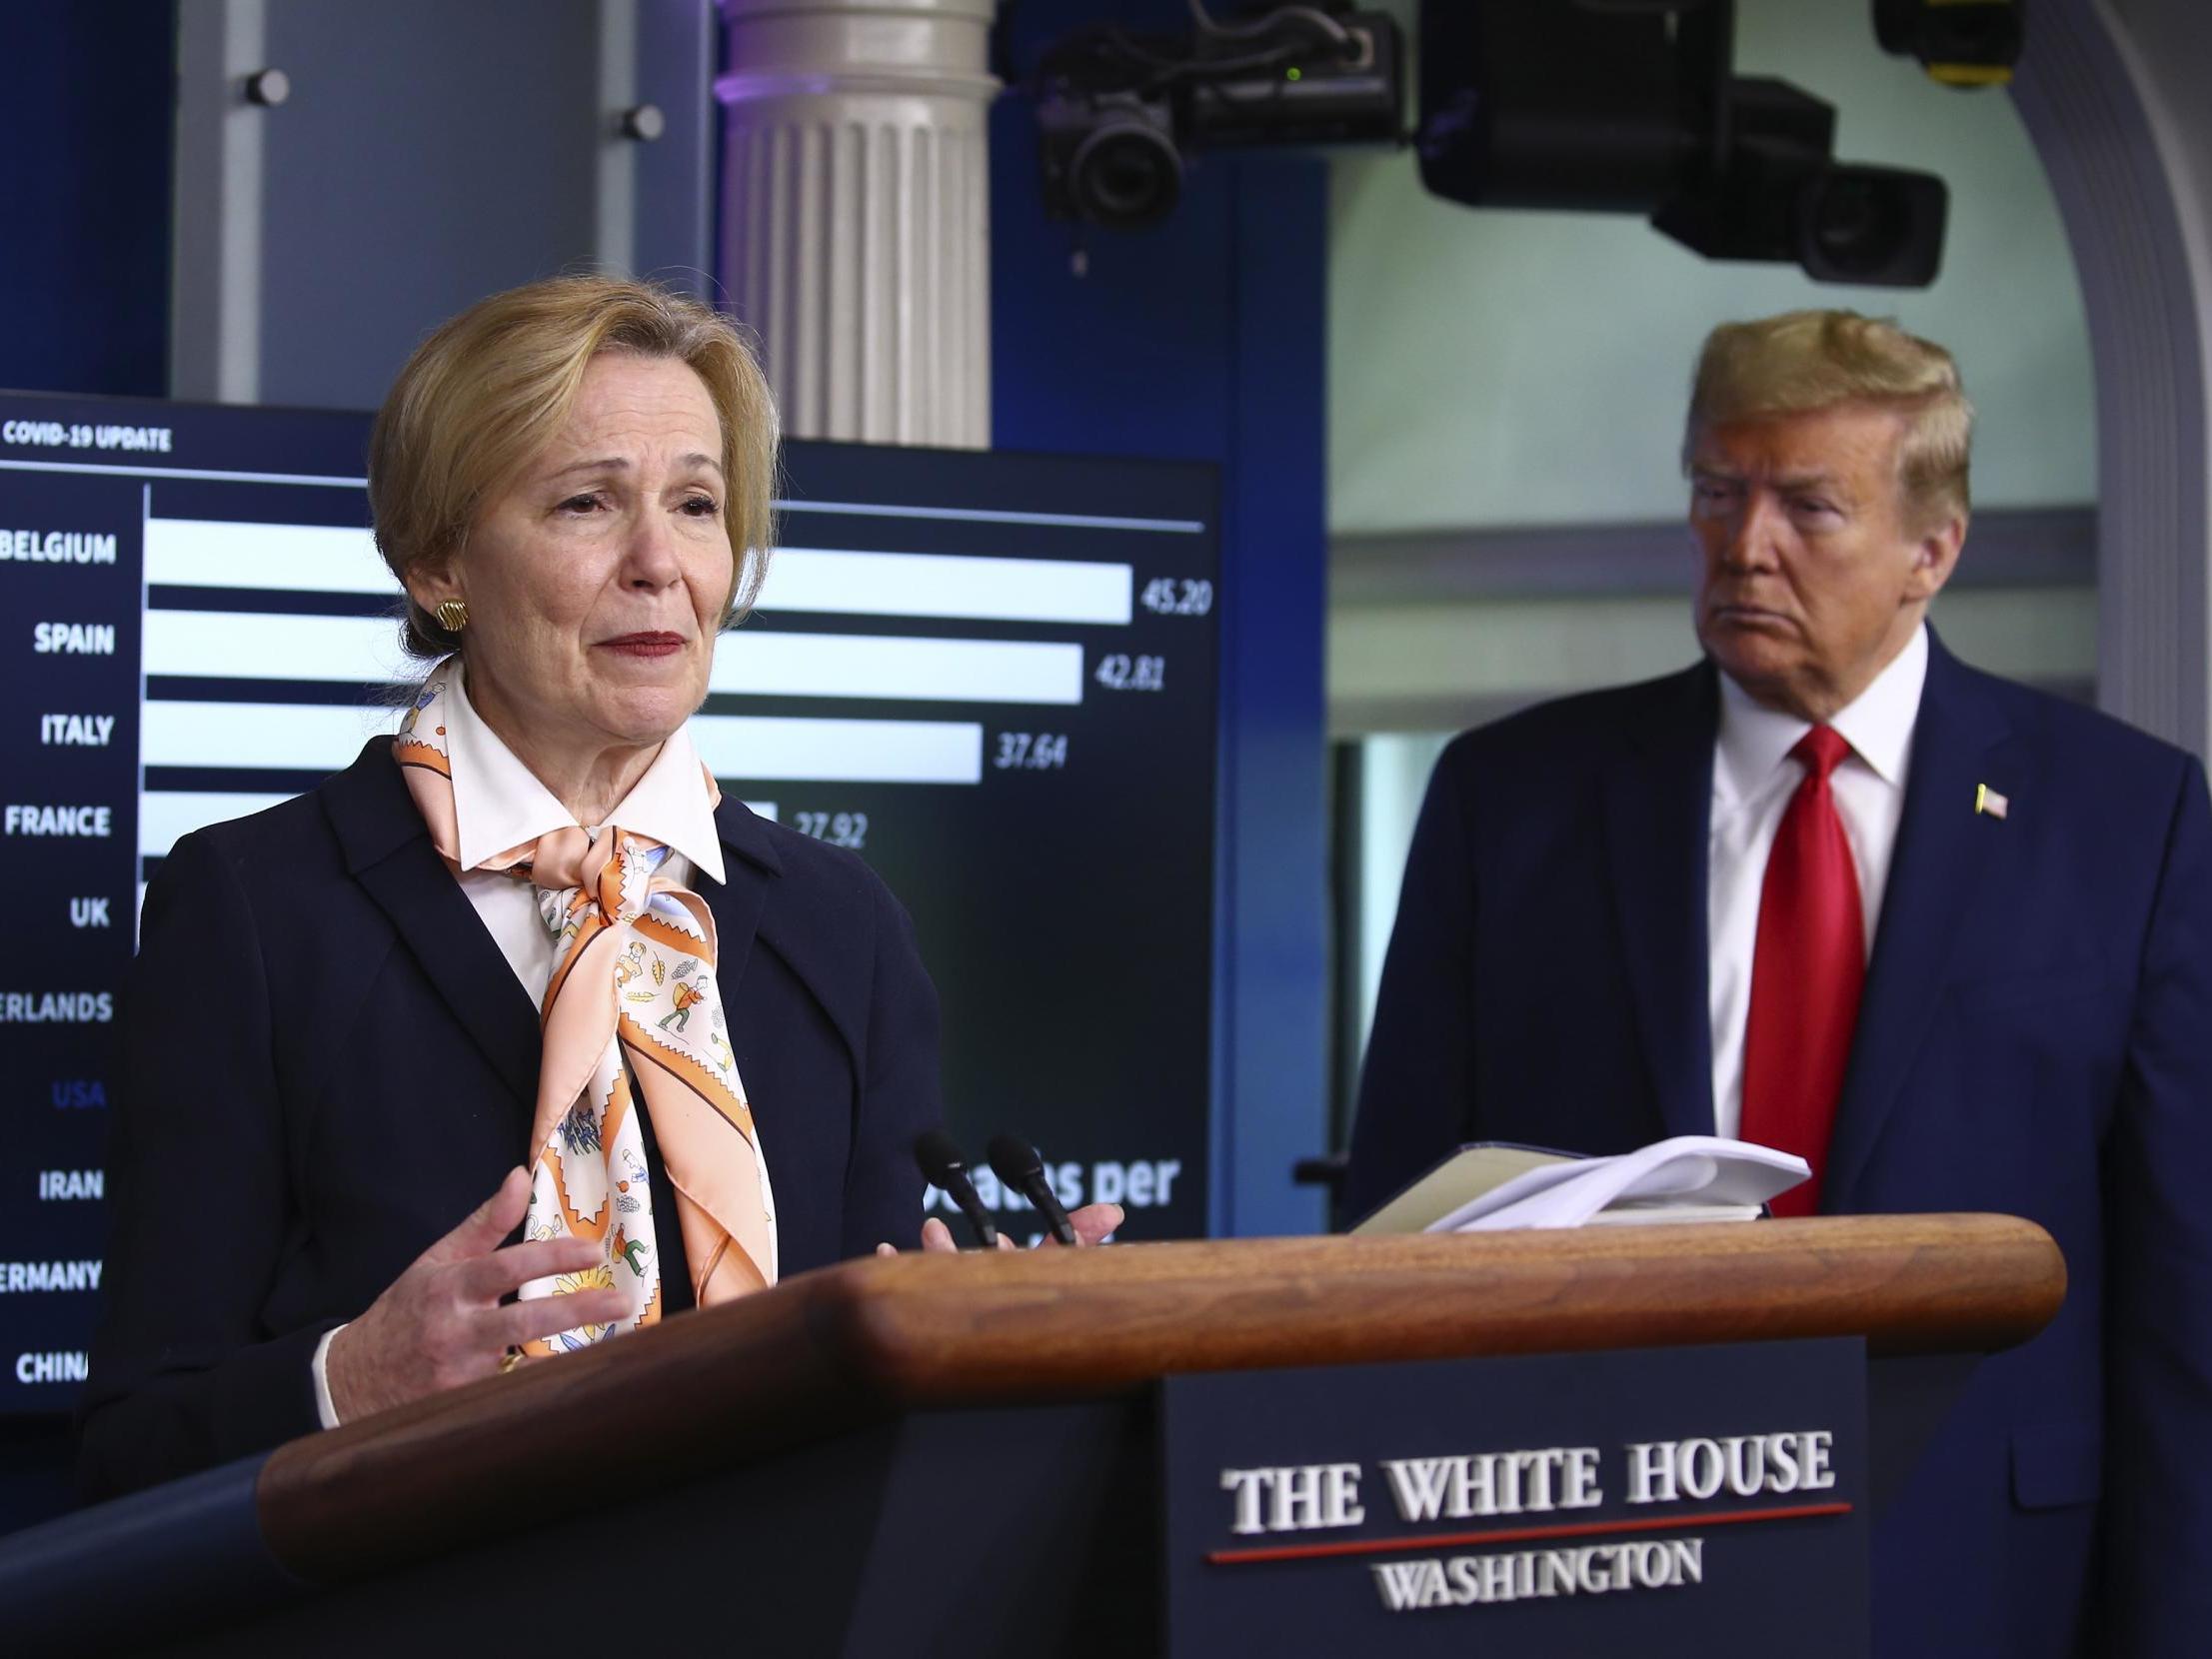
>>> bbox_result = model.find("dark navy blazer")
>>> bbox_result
[78,738,941,1501]
[1344,634,2212,1659]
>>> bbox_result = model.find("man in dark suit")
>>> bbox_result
[1343,311,2212,1657]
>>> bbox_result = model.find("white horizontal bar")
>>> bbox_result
[757,549,1131,625]
[146,698,966,810]
[139,791,292,856]
[148,605,1084,712]
[712,631,1082,705]
[144,791,770,869]
[141,781,776,861]
[143,700,395,771]
[146,518,395,594]
[690,714,982,785]
[145,610,413,684]
[0,458,366,488]
[2,468,1199,526]
[146,520,1143,632]
[773,499,1204,535]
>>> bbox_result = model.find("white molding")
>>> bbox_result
[2012,0,2212,754]
[595,0,642,276]
[170,0,268,404]
[715,0,998,449]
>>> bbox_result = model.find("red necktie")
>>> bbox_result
[1740,726,1864,1217]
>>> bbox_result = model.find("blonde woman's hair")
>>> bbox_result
[1684,310,1974,530]
[368,274,779,660]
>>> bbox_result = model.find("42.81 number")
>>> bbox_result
[1095,653,1164,693]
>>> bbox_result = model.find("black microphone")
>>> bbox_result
[914,1128,1000,1249]
[987,1133,1079,1246]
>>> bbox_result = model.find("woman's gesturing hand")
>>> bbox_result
[324,1167,630,1422]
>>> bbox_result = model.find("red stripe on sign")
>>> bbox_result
[1204,1501,1853,1565]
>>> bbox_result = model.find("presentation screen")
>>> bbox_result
[0,391,1219,1413]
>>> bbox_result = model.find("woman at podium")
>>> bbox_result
[77,276,1090,1498]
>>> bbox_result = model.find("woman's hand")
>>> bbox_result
[877,1203,1124,1256]
[324,1167,629,1422]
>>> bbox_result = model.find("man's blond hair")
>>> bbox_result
[369,274,779,661]
[1683,310,1973,529]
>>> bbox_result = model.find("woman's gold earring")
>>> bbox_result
[434,600,469,634]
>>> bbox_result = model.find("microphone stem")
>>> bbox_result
[1023,1177,1080,1246]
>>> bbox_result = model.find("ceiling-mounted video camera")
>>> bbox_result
[1418,0,1957,287]
[1648,76,1949,288]
[1034,2,1403,231]
[1027,0,2006,288]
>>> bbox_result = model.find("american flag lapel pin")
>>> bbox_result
[1975,784,2010,820]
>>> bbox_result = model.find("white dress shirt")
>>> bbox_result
[440,665,726,1000]
[312,664,728,1426]
[1707,624,1928,1140]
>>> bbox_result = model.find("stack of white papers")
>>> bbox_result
[1351,1136,1812,1235]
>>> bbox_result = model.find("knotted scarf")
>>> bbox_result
[394,669,777,1352]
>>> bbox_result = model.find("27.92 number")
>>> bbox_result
[793,811,869,848]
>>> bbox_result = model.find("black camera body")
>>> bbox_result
[1028,0,2002,287]
[1419,0,1953,288]
[1036,7,1403,230]
[1040,90,1184,231]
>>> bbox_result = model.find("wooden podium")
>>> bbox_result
[0,1215,2062,1656]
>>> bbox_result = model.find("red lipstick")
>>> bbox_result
[598,632,686,659]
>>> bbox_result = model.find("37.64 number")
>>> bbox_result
[995,732,1069,771]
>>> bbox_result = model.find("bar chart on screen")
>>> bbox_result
[137,519,1137,855]
[1,395,1220,1412]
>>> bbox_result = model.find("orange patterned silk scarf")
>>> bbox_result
[393,670,777,1351]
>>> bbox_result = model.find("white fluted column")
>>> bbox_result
[717,0,997,449]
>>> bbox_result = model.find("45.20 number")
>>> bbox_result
[1139,578,1212,617]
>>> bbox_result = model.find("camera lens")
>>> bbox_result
[1810,176,1904,272]
[1795,165,1945,287]
[1071,120,1181,229]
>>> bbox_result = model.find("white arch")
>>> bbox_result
[2012,0,2212,754]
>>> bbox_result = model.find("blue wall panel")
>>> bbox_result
[0,2,174,398]
[990,4,1332,1237]
[1215,162,1331,1239]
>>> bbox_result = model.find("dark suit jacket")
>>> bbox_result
[1344,634,2212,1659]
[78,738,941,1501]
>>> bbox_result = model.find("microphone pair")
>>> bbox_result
[914,1129,1080,1248]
